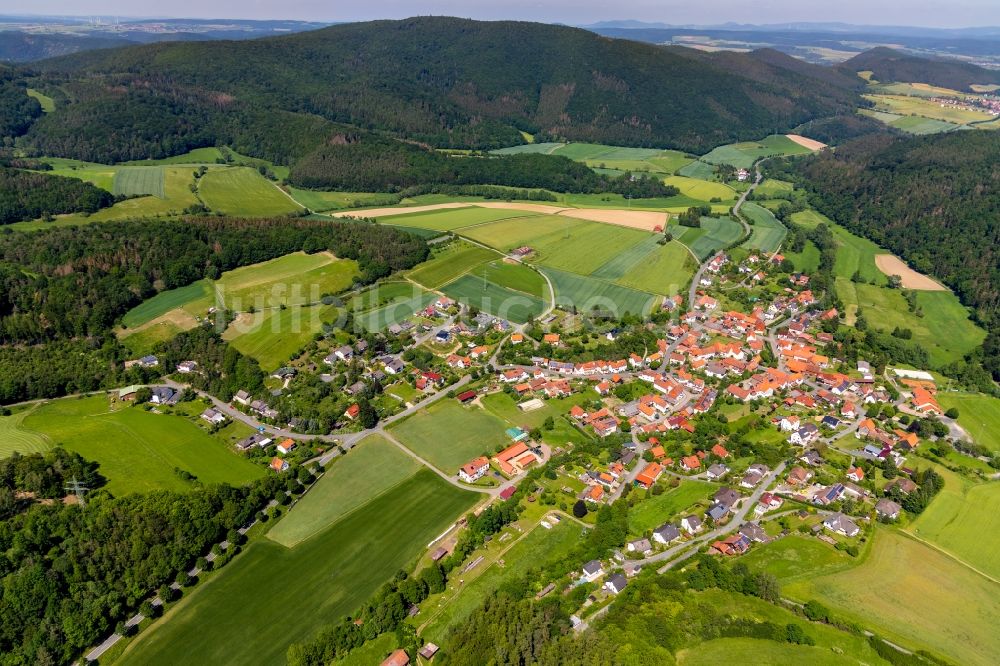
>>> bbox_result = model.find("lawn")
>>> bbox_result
[663,175,737,201]
[420,520,583,644]
[389,400,511,473]
[0,405,51,457]
[469,260,548,299]
[198,167,303,217]
[542,267,658,316]
[785,528,1000,666]
[936,392,1000,453]
[113,166,165,197]
[439,273,547,323]
[407,242,499,289]
[627,480,716,534]
[740,202,787,253]
[121,280,212,329]
[19,396,263,495]
[683,216,745,260]
[223,304,341,370]
[380,206,539,231]
[480,391,588,430]
[118,470,476,666]
[267,435,423,547]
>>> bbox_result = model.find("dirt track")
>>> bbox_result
[875,254,947,290]
[786,134,828,151]
[332,201,668,232]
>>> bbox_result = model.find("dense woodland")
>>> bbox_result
[0,469,285,665]
[0,72,43,139]
[0,168,115,224]
[839,47,1000,90]
[13,17,860,167]
[774,131,1000,379]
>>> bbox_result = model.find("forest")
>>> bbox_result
[839,47,1000,91]
[774,131,1000,379]
[0,72,43,139]
[0,167,115,224]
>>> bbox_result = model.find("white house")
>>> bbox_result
[581,560,604,582]
[459,457,490,484]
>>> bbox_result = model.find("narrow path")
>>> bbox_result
[378,429,500,496]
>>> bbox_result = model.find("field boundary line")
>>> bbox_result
[898,529,1000,586]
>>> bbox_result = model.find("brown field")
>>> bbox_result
[875,254,947,290]
[786,134,828,151]
[334,201,664,232]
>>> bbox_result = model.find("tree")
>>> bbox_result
[357,397,378,429]
[572,500,588,519]
[945,407,959,419]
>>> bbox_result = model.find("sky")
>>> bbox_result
[6,0,1000,29]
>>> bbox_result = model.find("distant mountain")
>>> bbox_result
[24,15,860,163]
[839,47,1000,90]
[0,31,135,62]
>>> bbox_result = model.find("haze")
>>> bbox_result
[8,0,1000,29]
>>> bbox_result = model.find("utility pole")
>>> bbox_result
[65,476,89,509]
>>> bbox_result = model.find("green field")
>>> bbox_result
[118,470,476,666]
[682,216,745,260]
[480,391,587,430]
[700,135,812,169]
[223,304,340,370]
[113,166,165,197]
[890,115,960,135]
[407,242,499,289]
[198,167,303,216]
[663,175,737,201]
[380,206,538,231]
[469,260,548,298]
[755,178,795,198]
[792,209,886,283]
[493,142,694,175]
[27,88,55,112]
[357,291,436,332]
[741,535,855,582]
[741,202,787,253]
[678,638,862,666]
[613,241,697,295]
[18,396,263,495]
[628,480,716,535]
[678,160,718,180]
[267,435,423,547]
[420,520,583,644]
[440,273,547,323]
[389,400,511,472]
[0,406,51,457]
[785,528,1000,666]
[937,393,1000,453]
[491,142,565,155]
[864,94,994,125]
[120,318,192,356]
[121,280,211,328]
[589,235,666,281]
[542,267,658,316]
[287,188,399,212]
[123,147,225,165]
[783,239,821,273]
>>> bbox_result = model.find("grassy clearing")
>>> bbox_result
[542,267,658,316]
[113,166,165,198]
[663,175,737,201]
[936,392,1000,453]
[792,209,886,283]
[785,528,1000,665]
[741,202,787,253]
[491,142,565,155]
[0,406,51,457]
[118,470,476,666]
[613,240,697,296]
[755,178,794,198]
[628,480,716,535]
[123,147,224,165]
[19,396,263,495]
[390,400,511,473]
[121,280,211,329]
[223,304,340,370]
[683,216,745,260]
[440,273,547,323]
[287,188,398,212]
[198,167,302,217]
[408,242,499,289]
[27,88,55,112]
[700,135,811,169]
[421,520,583,644]
[380,206,539,231]
[469,260,548,298]
[558,192,706,211]
[267,435,422,547]
[783,239,821,273]
[120,317,191,356]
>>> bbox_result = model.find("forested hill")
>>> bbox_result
[777,131,1000,379]
[838,47,1000,90]
[25,16,859,157]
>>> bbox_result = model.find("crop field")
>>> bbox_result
[407,242,499,289]
[519,219,653,275]
[936,393,1000,453]
[0,406,51,458]
[869,82,966,98]
[684,216,745,260]
[380,206,539,231]
[591,237,695,296]
[121,280,211,329]
[113,166,165,197]
[628,480,715,535]
[19,396,264,495]
[700,135,812,169]
[389,400,512,473]
[542,267,658,316]
[460,213,586,250]
[864,94,994,125]
[589,235,664,281]
[678,160,718,180]
[287,188,399,211]
[740,202,787,252]
[906,468,1000,580]
[440,273,547,323]
[198,167,303,216]
[268,435,423,547]
[890,115,960,134]
[223,304,341,370]
[27,88,55,112]
[469,260,548,298]
[118,470,476,666]
[357,291,437,332]
[491,142,565,155]
[786,528,1000,665]
[663,175,737,201]
[755,178,794,198]
[420,520,583,644]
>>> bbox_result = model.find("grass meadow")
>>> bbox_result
[18,396,263,495]
[663,175,737,201]
[627,480,716,535]
[936,392,1000,453]
[783,239,821,273]
[678,638,864,666]
[118,470,476,666]
[864,94,994,125]
[542,267,658,316]
[700,135,812,169]
[357,291,437,332]
[380,206,539,231]
[682,216,745,260]
[407,242,500,289]
[198,167,303,216]
[223,304,340,370]
[469,260,548,298]
[0,406,51,457]
[389,400,511,472]
[740,202,787,253]
[113,166,165,197]
[441,273,548,323]
[27,88,55,112]
[121,280,211,328]
[287,188,399,211]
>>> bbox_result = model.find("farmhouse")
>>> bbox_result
[459,456,490,483]
[493,442,540,476]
